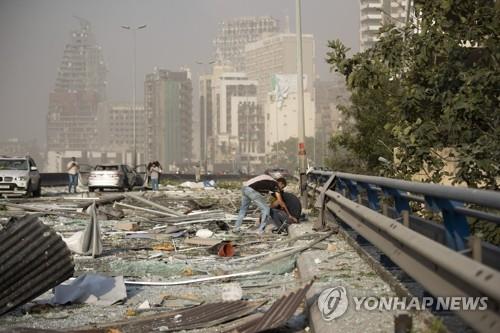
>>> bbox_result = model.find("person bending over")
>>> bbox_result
[233,174,293,235]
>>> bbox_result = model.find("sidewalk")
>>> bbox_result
[289,221,427,333]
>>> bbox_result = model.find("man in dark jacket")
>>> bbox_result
[269,191,301,234]
[233,174,294,235]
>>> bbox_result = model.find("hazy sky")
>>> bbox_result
[0,0,359,144]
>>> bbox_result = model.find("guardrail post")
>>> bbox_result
[358,182,381,211]
[381,188,411,216]
[401,210,410,227]
[394,313,412,333]
[343,179,359,202]
[382,202,389,216]
[425,197,469,251]
[468,235,482,262]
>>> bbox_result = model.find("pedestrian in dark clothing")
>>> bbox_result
[233,174,294,235]
[269,191,302,234]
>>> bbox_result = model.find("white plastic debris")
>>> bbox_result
[221,283,243,301]
[179,181,204,189]
[137,300,151,310]
[314,258,322,264]
[195,229,214,238]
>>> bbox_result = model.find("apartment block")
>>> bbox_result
[264,74,315,157]
[314,77,350,165]
[144,69,193,170]
[214,16,280,71]
[202,69,262,172]
[96,102,147,165]
[244,33,315,108]
[360,0,408,51]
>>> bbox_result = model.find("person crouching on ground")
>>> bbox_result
[233,174,293,235]
[269,191,301,234]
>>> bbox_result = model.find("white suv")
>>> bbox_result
[0,156,41,197]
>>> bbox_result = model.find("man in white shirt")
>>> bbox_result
[66,157,80,193]
[233,174,295,235]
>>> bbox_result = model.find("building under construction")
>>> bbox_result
[214,16,280,71]
[46,17,107,171]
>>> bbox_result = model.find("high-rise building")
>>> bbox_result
[46,17,107,171]
[265,74,315,157]
[360,0,408,51]
[144,69,193,170]
[201,68,262,172]
[96,102,147,164]
[314,77,350,165]
[244,33,315,108]
[214,16,280,71]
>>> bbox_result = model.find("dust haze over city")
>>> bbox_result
[0,0,360,173]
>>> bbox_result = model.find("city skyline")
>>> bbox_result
[0,0,360,143]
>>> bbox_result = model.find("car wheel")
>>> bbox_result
[33,182,42,197]
[25,181,33,198]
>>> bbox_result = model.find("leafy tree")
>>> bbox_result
[326,0,499,189]
[269,137,315,173]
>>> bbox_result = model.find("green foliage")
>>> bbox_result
[326,0,499,189]
[269,137,316,172]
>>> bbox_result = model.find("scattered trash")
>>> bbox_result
[0,215,74,316]
[327,242,338,252]
[314,258,322,264]
[195,228,213,238]
[137,300,151,310]
[180,181,205,189]
[152,242,175,251]
[53,274,127,306]
[221,283,243,301]
[64,202,102,257]
[0,182,320,332]
[230,281,313,333]
[208,241,235,257]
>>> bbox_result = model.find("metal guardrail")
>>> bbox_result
[307,171,500,333]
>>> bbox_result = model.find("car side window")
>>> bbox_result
[30,158,36,167]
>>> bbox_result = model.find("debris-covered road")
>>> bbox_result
[0,182,429,333]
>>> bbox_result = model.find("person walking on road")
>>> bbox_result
[194,163,201,182]
[150,161,162,191]
[66,157,80,193]
[233,174,294,235]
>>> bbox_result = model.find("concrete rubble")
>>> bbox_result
[0,182,430,332]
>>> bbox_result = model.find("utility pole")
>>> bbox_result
[296,0,307,208]
[246,103,251,174]
[121,24,147,168]
[196,60,215,175]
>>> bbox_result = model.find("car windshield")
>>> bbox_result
[0,159,28,170]
[95,165,119,171]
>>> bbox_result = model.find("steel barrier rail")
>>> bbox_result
[323,190,500,333]
[308,171,500,251]
[307,173,500,270]
[307,171,500,332]
[309,171,500,210]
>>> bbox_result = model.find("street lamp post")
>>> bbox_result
[246,103,251,174]
[296,0,307,208]
[196,60,215,175]
[121,24,147,168]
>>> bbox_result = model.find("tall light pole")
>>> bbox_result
[246,102,251,174]
[296,0,307,208]
[196,60,215,175]
[121,24,147,168]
